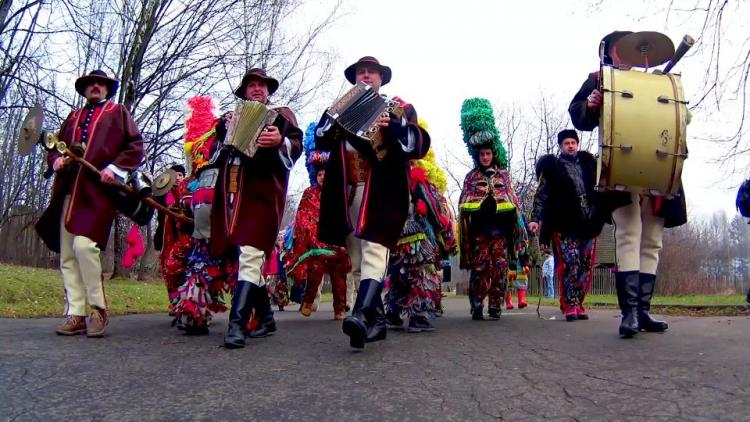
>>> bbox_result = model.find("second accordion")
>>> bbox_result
[224,100,279,158]
[326,82,404,161]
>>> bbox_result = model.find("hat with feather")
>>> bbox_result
[459,97,508,169]
[303,122,329,186]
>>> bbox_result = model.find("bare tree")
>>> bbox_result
[0,0,341,277]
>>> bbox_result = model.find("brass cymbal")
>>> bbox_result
[615,31,675,68]
[17,104,44,156]
[152,169,177,197]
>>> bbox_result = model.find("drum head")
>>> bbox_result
[615,31,675,68]
[152,169,177,197]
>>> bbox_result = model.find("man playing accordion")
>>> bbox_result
[211,68,303,349]
[314,56,430,349]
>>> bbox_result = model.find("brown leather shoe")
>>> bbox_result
[301,302,313,317]
[56,316,87,336]
[87,307,109,338]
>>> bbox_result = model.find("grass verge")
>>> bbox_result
[1,263,169,318]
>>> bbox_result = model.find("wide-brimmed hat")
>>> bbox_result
[234,68,279,99]
[344,56,392,86]
[599,31,633,65]
[75,70,119,99]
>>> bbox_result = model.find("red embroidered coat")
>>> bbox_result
[36,101,144,251]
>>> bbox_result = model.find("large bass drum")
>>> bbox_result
[598,66,688,196]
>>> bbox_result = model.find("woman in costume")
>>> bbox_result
[172,96,238,335]
[284,123,351,319]
[385,136,457,333]
[457,98,529,320]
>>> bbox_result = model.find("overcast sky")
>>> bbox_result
[283,0,747,219]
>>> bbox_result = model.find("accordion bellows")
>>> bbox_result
[224,101,279,158]
[326,82,404,160]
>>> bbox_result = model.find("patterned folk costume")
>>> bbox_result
[531,129,606,321]
[172,96,238,334]
[385,142,457,332]
[284,123,351,319]
[457,98,529,320]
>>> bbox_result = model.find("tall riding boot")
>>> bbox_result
[638,273,668,332]
[248,283,277,338]
[365,287,387,343]
[517,289,528,309]
[342,279,385,349]
[505,291,515,309]
[615,271,640,338]
[225,280,255,349]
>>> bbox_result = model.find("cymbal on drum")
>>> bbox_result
[615,31,675,68]
[152,169,177,197]
[17,104,44,156]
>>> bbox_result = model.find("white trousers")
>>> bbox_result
[60,196,106,316]
[345,183,389,282]
[238,245,265,286]
[612,193,665,275]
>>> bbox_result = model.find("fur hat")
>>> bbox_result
[557,129,580,145]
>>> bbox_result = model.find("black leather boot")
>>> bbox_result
[248,284,277,338]
[615,271,639,338]
[342,279,384,349]
[638,273,668,332]
[408,315,435,333]
[487,307,502,320]
[365,288,387,343]
[224,280,255,349]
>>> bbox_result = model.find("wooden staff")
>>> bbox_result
[60,145,193,224]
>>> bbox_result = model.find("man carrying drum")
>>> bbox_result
[211,68,303,349]
[314,56,430,349]
[35,70,144,338]
[569,31,687,338]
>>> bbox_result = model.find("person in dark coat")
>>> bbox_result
[568,31,687,338]
[35,70,144,337]
[529,129,605,321]
[210,68,303,349]
[314,56,430,349]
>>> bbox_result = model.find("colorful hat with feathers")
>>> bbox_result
[184,96,218,173]
[303,122,329,185]
[460,97,508,169]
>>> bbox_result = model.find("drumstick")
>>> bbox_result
[663,35,696,73]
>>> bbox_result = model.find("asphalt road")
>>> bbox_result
[1,299,748,421]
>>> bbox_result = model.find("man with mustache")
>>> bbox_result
[36,70,144,338]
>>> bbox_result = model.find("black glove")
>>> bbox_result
[387,115,409,141]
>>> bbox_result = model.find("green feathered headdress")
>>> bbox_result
[459,97,508,169]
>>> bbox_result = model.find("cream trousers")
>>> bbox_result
[60,196,106,316]
[345,183,389,282]
[612,193,665,274]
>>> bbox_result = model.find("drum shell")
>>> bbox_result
[599,66,688,196]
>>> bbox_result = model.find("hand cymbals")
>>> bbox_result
[152,169,177,197]
[615,31,675,68]
[17,104,44,156]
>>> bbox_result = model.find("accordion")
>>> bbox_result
[224,100,279,158]
[326,82,404,161]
